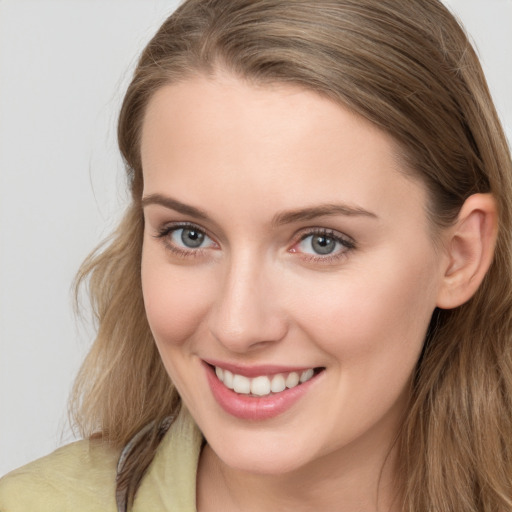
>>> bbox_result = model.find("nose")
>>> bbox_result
[207,252,288,353]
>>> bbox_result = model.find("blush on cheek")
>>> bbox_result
[142,270,210,347]
[296,263,433,362]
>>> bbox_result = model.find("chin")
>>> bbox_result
[204,427,317,476]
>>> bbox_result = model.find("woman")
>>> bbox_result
[1,0,511,510]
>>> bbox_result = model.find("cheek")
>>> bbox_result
[141,247,213,348]
[288,251,440,439]
[291,247,439,367]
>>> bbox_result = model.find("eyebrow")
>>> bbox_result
[141,194,210,220]
[271,204,378,227]
[141,193,378,225]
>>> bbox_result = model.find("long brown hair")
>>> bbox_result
[71,1,512,509]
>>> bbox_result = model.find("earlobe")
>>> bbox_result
[436,193,498,310]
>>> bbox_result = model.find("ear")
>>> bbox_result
[436,193,498,309]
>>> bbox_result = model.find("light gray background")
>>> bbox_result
[1,0,511,476]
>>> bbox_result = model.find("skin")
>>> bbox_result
[139,72,494,511]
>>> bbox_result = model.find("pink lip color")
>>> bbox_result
[203,358,314,378]
[203,362,322,421]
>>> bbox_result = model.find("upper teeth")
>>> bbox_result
[215,366,315,396]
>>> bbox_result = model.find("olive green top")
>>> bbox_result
[0,409,202,511]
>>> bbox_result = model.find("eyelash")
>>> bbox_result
[155,222,217,258]
[292,228,356,264]
[154,222,356,263]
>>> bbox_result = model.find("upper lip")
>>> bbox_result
[203,358,320,378]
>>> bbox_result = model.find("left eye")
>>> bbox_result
[296,232,351,256]
[169,226,215,249]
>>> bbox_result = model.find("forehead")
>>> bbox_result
[140,73,428,228]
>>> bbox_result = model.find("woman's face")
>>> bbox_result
[140,73,447,476]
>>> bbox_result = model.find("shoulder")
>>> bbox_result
[132,408,203,511]
[0,438,119,512]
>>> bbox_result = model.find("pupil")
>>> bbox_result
[312,235,335,255]
[181,228,204,248]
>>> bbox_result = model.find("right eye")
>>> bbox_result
[171,227,210,248]
[156,223,217,255]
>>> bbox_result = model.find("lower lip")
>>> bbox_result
[204,363,322,421]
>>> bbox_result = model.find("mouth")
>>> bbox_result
[203,361,325,420]
[210,364,324,397]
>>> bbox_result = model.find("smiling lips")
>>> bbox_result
[204,362,323,420]
[215,366,315,396]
